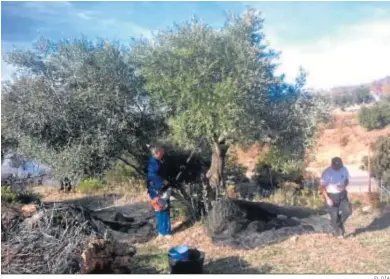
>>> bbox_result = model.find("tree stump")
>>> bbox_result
[81,237,136,274]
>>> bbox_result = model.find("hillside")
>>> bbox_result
[329,76,390,97]
[307,110,390,176]
[234,110,390,179]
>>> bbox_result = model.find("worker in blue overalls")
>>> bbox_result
[147,146,172,238]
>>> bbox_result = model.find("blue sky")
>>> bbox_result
[2,1,390,89]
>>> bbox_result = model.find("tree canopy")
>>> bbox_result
[133,9,329,157]
[2,8,329,189]
[2,37,165,182]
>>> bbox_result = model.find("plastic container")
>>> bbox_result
[168,245,189,261]
[168,248,205,274]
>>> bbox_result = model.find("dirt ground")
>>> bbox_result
[33,186,390,274]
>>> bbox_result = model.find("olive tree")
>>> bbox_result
[133,8,329,197]
[371,135,390,186]
[2,37,166,183]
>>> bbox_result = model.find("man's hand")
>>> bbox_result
[337,184,346,191]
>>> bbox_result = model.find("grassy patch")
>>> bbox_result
[77,178,104,194]
[132,244,169,274]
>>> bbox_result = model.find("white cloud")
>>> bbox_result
[1,60,17,81]
[266,18,390,89]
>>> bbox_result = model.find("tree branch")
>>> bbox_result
[117,156,145,176]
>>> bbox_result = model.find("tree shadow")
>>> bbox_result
[351,212,390,237]
[172,219,192,234]
[204,256,272,274]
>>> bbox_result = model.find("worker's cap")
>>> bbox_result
[331,157,343,166]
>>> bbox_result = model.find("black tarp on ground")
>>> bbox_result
[206,199,333,249]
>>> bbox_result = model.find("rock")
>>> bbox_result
[277,214,288,220]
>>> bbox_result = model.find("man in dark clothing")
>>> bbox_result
[147,146,172,238]
[320,157,352,237]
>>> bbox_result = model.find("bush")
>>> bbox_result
[252,147,305,191]
[331,86,374,108]
[1,185,41,204]
[77,178,104,194]
[358,101,390,130]
[371,135,390,186]
[1,186,17,203]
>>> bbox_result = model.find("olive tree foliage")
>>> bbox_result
[371,135,390,186]
[132,8,330,193]
[2,37,166,183]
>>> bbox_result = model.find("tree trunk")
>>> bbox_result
[206,138,229,199]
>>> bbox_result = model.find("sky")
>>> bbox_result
[1,1,390,89]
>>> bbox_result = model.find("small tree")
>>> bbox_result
[371,135,390,186]
[358,101,390,130]
[133,8,329,201]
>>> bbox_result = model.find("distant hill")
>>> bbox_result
[328,76,390,98]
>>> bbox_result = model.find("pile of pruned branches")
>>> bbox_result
[1,203,136,274]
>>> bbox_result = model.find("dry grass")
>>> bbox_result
[32,184,149,209]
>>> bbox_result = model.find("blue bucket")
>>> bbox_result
[168,245,190,261]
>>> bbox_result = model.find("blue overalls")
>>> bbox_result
[147,156,171,236]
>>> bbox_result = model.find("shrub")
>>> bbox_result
[370,135,390,186]
[252,147,305,191]
[358,101,390,130]
[1,185,41,204]
[77,178,104,194]
[1,186,17,203]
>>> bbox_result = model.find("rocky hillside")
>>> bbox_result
[233,110,390,179]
